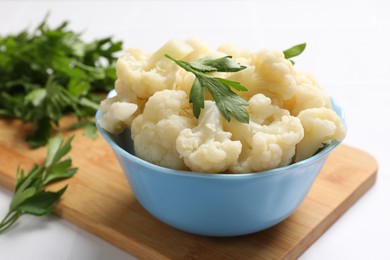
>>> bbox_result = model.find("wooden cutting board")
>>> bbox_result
[0,118,377,259]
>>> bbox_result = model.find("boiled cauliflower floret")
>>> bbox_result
[175,67,196,97]
[283,71,331,115]
[225,49,297,104]
[247,91,289,124]
[131,90,196,170]
[176,101,242,173]
[217,43,252,65]
[295,107,346,162]
[98,99,137,134]
[98,80,138,134]
[225,94,304,173]
[183,38,211,61]
[116,40,193,99]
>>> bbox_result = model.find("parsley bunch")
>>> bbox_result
[0,135,77,233]
[0,16,122,147]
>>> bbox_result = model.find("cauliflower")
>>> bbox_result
[131,90,196,170]
[295,107,346,162]
[176,101,242,173]
[98,39,346,174]
[217,43,252,65]
[116,40,193,99]
[225,94,304,173]
[225,49,297,104]
[183,38,211,61]
[253,50,297,101]
[98,99,137,134]
[98,80,138,134]
[283,71,331,116]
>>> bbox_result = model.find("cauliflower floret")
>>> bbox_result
[98,99,137,134]
[131,90,196,170]
[217,43,252,65]
[183,38,228,62]
[98,80,138,134]
[226,49,297,104]
[283,71,331,115]
[295,107,346,162]
[183,38,211,61]
[175,69,195,97]
[176,101,242,173]
[114,79,137,103]
[225,94,304,173]
[248,92,289,124]
[116,40,193,99]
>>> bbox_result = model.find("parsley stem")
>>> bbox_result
[0,211,20,233]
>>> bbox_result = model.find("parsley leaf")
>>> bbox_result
[189,77,205,118]
[188,56,246,72]
[0,135,77,233]
[283,43,306,65]
[165,54,249,123]
[0,16,122,147]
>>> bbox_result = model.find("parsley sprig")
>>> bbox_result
[0,16,122,147]
[165,55,250,123]
[0,135,77,234]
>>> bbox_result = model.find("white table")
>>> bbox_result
[1,1,389,259]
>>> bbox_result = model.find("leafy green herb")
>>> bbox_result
[283,43,306,64]
[0,15,122,147]
[165,55,249,123]
[0,135,77,234]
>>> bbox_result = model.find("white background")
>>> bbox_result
[1,1,390,259]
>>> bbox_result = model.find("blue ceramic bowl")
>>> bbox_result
[96,99,345,237]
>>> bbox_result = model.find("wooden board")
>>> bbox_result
[0,118,377,259]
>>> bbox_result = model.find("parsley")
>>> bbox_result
[283,43,306,64]
[165,55,249,123]
[0,16,122,147]
[0,135,77,234]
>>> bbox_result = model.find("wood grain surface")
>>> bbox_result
[0,118,377,259]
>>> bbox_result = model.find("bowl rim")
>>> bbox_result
[96,97,345,180]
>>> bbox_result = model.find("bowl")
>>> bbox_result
[96,99,345,237]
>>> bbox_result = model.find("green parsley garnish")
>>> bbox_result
[283,43,306,64]
[0,135,77,234]
[0,15,122,147]
[165,55,249,123]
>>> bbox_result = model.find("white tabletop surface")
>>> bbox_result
[1,1,389,259]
